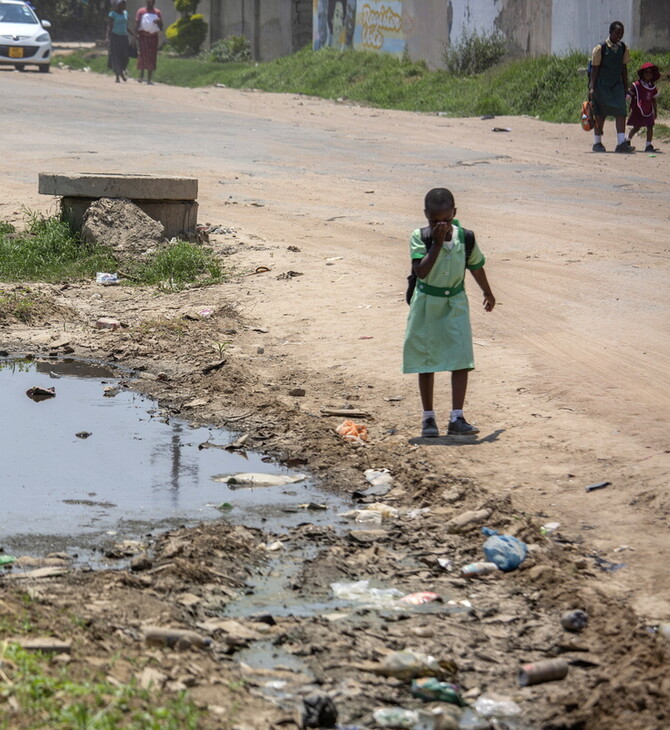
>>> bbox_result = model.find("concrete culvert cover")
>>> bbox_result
[81,197,165,258]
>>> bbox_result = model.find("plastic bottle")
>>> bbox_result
[411,677,466,706]
[518,658,569,686]
[461,561,499,577]
[372,707,419,728]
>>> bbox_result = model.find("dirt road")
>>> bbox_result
[1,66,669,727]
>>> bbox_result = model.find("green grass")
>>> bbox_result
[0,643,203,729]
[60,46,670,123]
[0,213,223,290]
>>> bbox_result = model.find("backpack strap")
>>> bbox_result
[464,229,475,269]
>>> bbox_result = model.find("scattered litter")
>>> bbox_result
[474,694,522,718]
[411,677,466,705]
[336,419,369,444]
[143,626,212,651]
[276,270,303,280]
[225,433,249,451]
[299,502,328,511]
[481,527,527,572]
[561,609,588,632]
[302,696,338,729]
[492,127,512,132]
[437,557,453,571]
[519,659,569,686]
[585,480,611,492]
[399,591,441,606]
[365,469,393,488]
[95,317,122,330]
[372,707,418,728]
[75,431,92,439]
[198,308,213,318]
[325,256,343,262]
[264,540,283,552]
[370,649,456,680]
[287,245,301,252]
[593,555,626,572]
[25,386,56,402]
[541,521,561,535]
[330,580,403,607]
[95,272,119,285]
[339,503,398,523]
[214,472,308,488]
[216,502,233,512]
[0,555,16,566]
[461,561,499,578]
[103,386,119,398]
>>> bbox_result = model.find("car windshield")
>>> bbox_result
[0,2,38,24]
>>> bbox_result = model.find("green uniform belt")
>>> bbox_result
[416,280,464,298]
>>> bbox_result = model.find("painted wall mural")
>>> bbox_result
[313,0,407,55]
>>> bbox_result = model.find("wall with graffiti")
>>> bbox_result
[313,0,409,54]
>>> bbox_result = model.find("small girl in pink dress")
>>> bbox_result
[626,62,660,152]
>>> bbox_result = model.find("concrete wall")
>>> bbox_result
[550,0,633,55]
[637,0,670,52]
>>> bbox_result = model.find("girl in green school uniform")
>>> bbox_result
[403,188,495,438]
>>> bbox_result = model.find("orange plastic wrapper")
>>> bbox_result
[335,419,369,444]
[398,591,441,606]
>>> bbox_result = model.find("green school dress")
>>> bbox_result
[593,42,627,118]
[403,223,485,374]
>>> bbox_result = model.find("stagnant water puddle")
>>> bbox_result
[0,357,349,565]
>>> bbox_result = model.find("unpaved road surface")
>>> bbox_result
[1,66,669,729]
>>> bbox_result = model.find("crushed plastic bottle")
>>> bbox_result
[481,527,527,572]
[473,694,522,718]
[411,677,467,705]
[375,650,454,680]
[373,707,419,728]
[461,561,499,578]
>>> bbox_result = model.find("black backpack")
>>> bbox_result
[405,223,476,304]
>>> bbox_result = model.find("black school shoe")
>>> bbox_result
[615,141,635,153]
[447,416,480,436]
[421,417,439,438]
[592,142,606,152]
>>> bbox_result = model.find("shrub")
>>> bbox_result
[166,14,208,55]
[444,28,507,76]
[201,35,251,63]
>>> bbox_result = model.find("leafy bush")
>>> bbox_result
[166,15,208,56]
[201,35,251,63]
[444,28,507,76]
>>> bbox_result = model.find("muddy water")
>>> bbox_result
[0,358,347,564]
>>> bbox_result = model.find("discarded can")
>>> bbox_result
[561,609,588,633]
[143,626,212,651]
[518,659,569,686]
[461,561,499,578]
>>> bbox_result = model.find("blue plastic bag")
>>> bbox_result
[481,527,527,572]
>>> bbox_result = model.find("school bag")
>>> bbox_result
[405,221,476,305]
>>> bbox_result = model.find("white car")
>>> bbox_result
[0,0,51,72]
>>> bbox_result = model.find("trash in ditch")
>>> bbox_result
[25,386,56,402]
[225,433,249,451]
[481,527,527,571]
[336,419,369,444]
[585,480,611,492]
[518,658,569,686]
[411,677,466,705]
[339,503,398,523]
[541,521,561,535]
[198,308,213,318]
[331,580,403,607]
[0,555,17,566]
[143,626,212,651]
[95,317,122,330]
[561,609,588,632]
[399,591,441,606]
[302,696,338,729]
[216,502,233,512]
[461,561,499,578]
[365,468,394,488]
[263,540,284,552]
[95,272,119,285]
[369,649,456,680]
[213,472,308,488]
[373,707,419,728]
[75,431,92,439]
[299,502,328,511]
[473,693,522,718]
[593,555,626,572]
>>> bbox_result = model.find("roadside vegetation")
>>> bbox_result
[59,45,669,137]
[0,214,222,289]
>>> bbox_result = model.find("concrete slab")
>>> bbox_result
[38,173,197,201]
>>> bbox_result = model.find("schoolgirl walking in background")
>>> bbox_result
[626,62,661,152]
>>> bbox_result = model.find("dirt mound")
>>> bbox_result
[81,198,165,258]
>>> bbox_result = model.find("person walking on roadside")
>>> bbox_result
[589,21,633,153]
[403,188,495,439]
[106,0,133,83]
[135,0,162,85]
[626,62,661,152]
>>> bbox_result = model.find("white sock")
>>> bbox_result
[594,135,602,143]
[646,141,654,148]
[617,132,626,144]
[450,409,463,422]
[422,410,435,422]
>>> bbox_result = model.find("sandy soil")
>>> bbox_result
[0,66,669,728]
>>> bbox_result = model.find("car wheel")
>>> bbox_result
[38,63,50,73]
[14,63,26,71]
